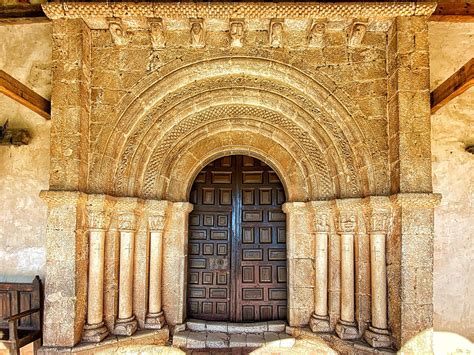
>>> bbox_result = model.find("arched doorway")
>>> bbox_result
[187,155,287,322]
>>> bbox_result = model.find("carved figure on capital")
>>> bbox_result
[117,213,135,231]
[87,210,109,230]
[190,19,205,48]
[369,211,392,235]
[337,212,357,234]
[315,213,330,233]
[108,19,129,46]
[148,215,165,231]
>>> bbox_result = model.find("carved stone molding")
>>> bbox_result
[40,190,86,207]
[86,195,115,231]
[114,198,141,231]
[42,2,437,20]
[391,193,442,209]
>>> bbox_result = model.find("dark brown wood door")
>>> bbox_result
[188,155,287,322]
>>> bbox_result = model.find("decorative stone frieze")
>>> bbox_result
[348,22,367,47]
[190,18,205,48]
[308,19,326,48]
[269,19,284,48]
[42,2,437,20]
[108,18,129,46]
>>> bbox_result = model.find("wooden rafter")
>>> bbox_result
[431,1,474,22]
[0,70,50,120]
[431,58,474,114]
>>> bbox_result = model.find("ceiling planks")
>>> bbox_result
[431,1,474,22]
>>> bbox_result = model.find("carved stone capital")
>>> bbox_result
[310,201,332,233]
[86,194,115,231]
[336,211,357,234]
[148,215,165,232]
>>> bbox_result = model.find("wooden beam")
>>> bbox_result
[0,70,50,120]
[0,4,45,20]
[430,1,474,22]
[431,58,474,114]
[0,129,30,146]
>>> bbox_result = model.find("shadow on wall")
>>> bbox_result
[400,329,473,354]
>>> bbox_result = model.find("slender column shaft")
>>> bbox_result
[118,230,135,319]
[340,232,355,323]
[314,232,328,316]
[87,230,106,325]
[148,230,164,314]
[371,233,387,329]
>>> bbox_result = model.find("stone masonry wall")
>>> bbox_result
[429,21,474,341]
[0,22,51,282]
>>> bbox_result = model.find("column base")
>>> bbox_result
[309,313,332,333]
[364,325,392,348]
[335,320,359,340]
[82,321,109,342]
[113,315,138,336]
[144,311,166,329]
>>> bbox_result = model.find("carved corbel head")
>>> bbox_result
[308,19,326,48]
[229,19,244,48]
[190,18,205,48]
[108,18,129,46]
[348,22,367,47]
[269,19,284,48]
[149,18,166,49]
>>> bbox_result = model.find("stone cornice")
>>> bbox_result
[42,2,437,20]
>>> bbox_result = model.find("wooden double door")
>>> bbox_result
[187,155,287,322]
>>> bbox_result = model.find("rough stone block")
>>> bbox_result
[246,334,265,347]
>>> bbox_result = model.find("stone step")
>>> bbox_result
[185,319,286,333]
[173,330,296,349]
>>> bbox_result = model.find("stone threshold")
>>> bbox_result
[183,319,287,334]
[38,328,169,354]
[173,330,295,349]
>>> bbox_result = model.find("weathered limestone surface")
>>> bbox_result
[0,22,51,282]
[429,22,474,342]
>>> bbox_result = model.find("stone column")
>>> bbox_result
[113,199,139,336]
[364,197,392,348]
[144,200,171,329]
[40,190,87,347]
[82,196,114,342]
[309,201,332,332]
[335,202,359,340]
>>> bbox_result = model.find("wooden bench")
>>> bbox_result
[0,276,42,355]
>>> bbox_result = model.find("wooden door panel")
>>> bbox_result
[187,155,287,322]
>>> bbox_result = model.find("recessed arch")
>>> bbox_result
[92,55,378,200]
